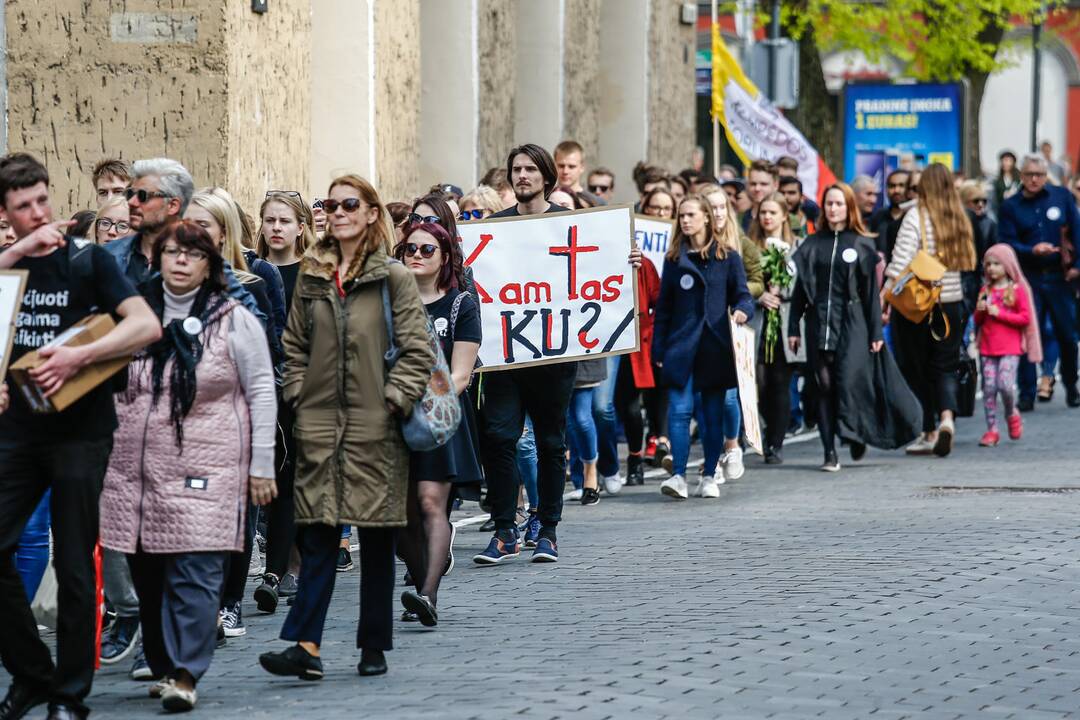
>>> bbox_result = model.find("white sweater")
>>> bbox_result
[885,206,964,303]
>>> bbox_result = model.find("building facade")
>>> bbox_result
[2,0,697,216]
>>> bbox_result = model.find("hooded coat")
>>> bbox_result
[282,240,434,528]
[789,228,921,449]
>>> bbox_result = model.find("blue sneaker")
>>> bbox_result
[531,537,558,563]
[520,512,541,548]
[472,532,520,565]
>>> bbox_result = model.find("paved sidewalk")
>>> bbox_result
[9,403,1080,719]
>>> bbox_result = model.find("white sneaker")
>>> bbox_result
[567,488,583,501]
[660,474,688,499]
[721,447,745,481]
[905,435,934,455]
[602,474,623,495]
[247,550,265,578]
[695,476,721,499]
[161,681,197,712]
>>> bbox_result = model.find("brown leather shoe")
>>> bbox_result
[1037,375,1055,402]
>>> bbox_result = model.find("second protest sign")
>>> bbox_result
[458,205,638,371]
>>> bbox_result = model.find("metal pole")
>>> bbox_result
[768,0,780,101]
[1031,9,1043,152]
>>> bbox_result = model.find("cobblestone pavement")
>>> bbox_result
[10,402,1080,719]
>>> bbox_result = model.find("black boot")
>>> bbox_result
[626,455,645,485]
[822,450,840,472]
[357,649,387,676]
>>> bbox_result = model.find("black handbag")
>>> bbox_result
[956,352,977,418]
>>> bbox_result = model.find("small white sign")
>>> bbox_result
[0,270,29,380]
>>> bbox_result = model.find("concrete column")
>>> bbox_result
[597,0,650,204]
[476,0,517,178]
[514,0,564,151]
[373,0,421,201]
[646,0,695,175]
[419,0,479,191]
[310,0,374,199]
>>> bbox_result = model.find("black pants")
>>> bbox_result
[280,524,395,650]
[480,362,576,532]
[0,438,112,714]
[264,403,297,578]
[892,302,964,432]
[614,356,645,453]
[643,361,668,438]
[128,549,226,684]
[221,503,258,606]
[758,350,795,451]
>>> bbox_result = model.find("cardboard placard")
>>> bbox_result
[9,313,131,413]
[0,269,29,380]
[729,317,763,455]
[632,214,675,277]
[458,205,639,371]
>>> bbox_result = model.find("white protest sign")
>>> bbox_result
[458,205,639,371]
[0,270,29,379]
[729,317,762,455]
[632,214,674,277]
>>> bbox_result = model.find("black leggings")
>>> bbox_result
[613,356,646,453]
[891,303,965,432]
[757,350,794,451]
[221,504,257,607]
[642,362,668,439]
[808,348,839,456]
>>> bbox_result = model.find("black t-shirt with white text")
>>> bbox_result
[1,242,138,444]
[426,288,481,363]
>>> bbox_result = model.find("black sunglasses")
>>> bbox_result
[408,213,441,225]
[458,209,483,221]
[124,188,169,203]
[401,242,438,258]
[322,198,363,213]
[588,184,611,193]
[973,198,988,206]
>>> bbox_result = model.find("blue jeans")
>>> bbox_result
[567,389,599,489]
[1019,273,1078,400]
[789,375,803,427]
[1041,315,1059,377]
[668,376,730,477]
[16,490,51,600]
[592,356,620,478]
[515,416,539,508]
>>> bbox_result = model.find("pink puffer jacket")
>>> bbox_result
[101,302,250,554]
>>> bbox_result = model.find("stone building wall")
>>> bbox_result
[224,0,312,214]
[562,0,602,160]
[477,0,517,179]
[373,0,420,202]
[647,0,696,173]
[5,0,229,214]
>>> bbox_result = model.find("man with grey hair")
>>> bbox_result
[999,152,1080,410]
[103,158,193,288]
[850,175,880,220]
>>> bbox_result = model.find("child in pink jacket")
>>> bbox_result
[973,244,1042,446]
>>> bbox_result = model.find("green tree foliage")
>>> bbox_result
[774,0,1058,173]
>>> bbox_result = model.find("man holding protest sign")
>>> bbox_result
[470,144,641,566]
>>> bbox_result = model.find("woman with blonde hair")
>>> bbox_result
[651,195,754,500]
[884,163,977,458]
[93,196,131,244]
[699,183,763,481]
[259,174,433,680]
[458,185,503,221]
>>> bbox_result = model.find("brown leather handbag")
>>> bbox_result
[886,210,946,325]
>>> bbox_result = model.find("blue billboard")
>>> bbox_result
[842,82,965,187]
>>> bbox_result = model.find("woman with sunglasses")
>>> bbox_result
[259,175,432,681]
[408,193,480,313]
[392,222,482,626]
[93,196,131,244]
[459,186,502,221]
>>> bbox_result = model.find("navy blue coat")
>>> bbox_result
[651,244,755,389]
[998,184,1080,276]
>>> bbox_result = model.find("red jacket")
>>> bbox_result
[630,257,661,388]
[974,284,1030,358]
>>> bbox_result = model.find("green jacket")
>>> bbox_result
[283,241,434,528]
[739,234,764,299]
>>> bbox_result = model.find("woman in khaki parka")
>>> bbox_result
[259,175,433,681]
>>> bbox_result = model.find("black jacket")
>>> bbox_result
[789,227,921,449]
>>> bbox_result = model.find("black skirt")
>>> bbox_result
[408,390,484,491]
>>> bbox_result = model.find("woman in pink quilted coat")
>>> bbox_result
[100,221,277,713]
